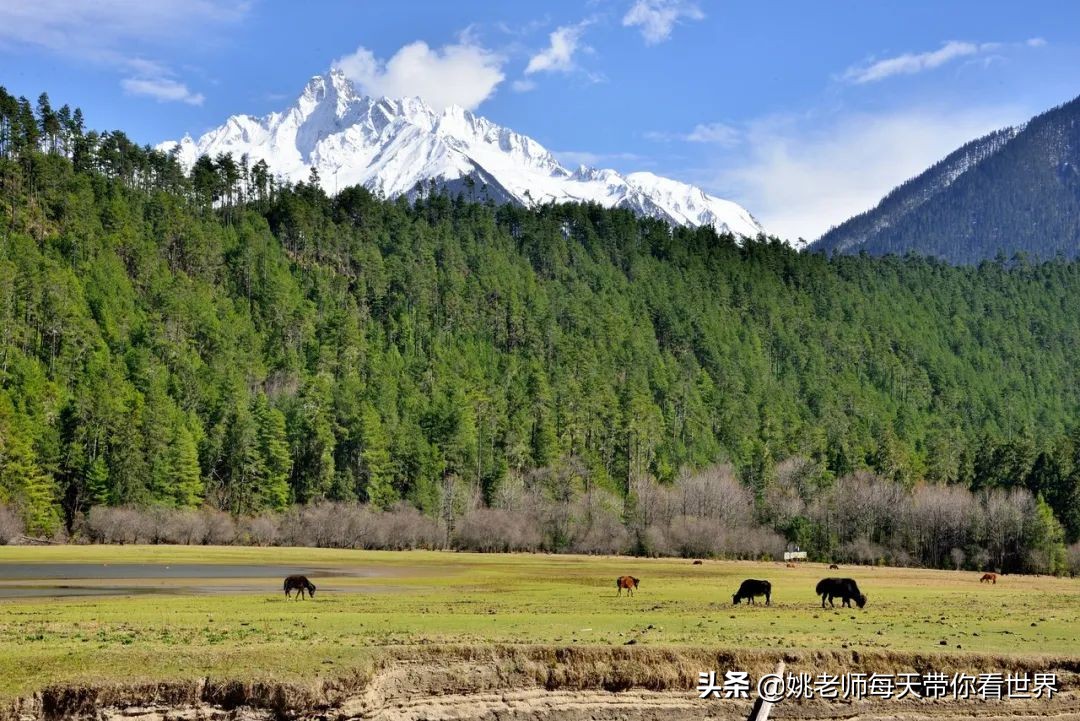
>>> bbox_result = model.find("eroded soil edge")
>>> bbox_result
[7,647,1080,721]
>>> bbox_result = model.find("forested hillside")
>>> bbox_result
[812,94,1080,263]
[2,89,1080,570]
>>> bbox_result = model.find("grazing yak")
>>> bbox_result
[980,573,997,584]
[828,563,839,570]
[616,575,640,596]
[733,579,771,606]
[284,575,317,600]
[816,577,866,608]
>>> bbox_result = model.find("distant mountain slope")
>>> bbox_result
[160,69,764,239]
[811,95,1080,263]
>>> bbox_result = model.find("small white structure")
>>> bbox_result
[783,551,807,562]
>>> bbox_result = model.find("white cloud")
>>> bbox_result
[622,0,704,45]
[0,0,247,55]
[843,38,1047,84]
[646,122,740,146]
[121,77,204,105]
[708,106,1027,242]
[686,122,740,145]
[843,41,981,84]
[0,0,245,104]
[525,24,587,75]
[511,79,537,93]
[334,41,505,111]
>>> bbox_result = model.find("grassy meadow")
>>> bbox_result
[0,546,1078,702]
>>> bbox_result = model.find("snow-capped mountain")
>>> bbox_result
[159,69,764,238]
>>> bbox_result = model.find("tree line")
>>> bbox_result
[1,87,1079,572]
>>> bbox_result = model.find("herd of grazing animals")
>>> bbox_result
[281,564,1000,605]
[607,563,1003,608]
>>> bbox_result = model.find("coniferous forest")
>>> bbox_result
[2,89,1080,572]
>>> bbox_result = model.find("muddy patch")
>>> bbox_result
[0,563,392,599]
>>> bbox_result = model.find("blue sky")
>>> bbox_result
[2,1,1079,240]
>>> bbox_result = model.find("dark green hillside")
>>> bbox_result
[812,95,1080,263]
[2,88,1080,555]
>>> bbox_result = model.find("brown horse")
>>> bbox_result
[828,563,839,570]
[980,573,997,584]
[616,575,639,596]
[284,574,317,599]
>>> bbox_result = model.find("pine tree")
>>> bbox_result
[254,398,291,510]
[361,403,396,509]
[170,424,204,508]
[0,391,59,534]
[85,456,110,508]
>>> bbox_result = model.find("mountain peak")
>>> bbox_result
[159,71,766,239]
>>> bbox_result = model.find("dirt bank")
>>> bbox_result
[6,646,1080,721]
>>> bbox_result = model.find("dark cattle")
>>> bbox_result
[815,577,866,608]
[828,563,839,570]
[733,579,771,606]
[616,575,640,596]
[692,560,704,565]
[284,574,316,600]
[980,573,997,584]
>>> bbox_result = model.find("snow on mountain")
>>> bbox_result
[159,69,764,238]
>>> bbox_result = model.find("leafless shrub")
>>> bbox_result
[729,526,787,560]
[202,508,237,545]
[277,503,347,547]
[674,464,752,525]
[454,508,543,552]
[368,503,440,550]
[241,514,280,546]
[665,515,725,558]
[1066,542,1080,577]
[85,506,156,544]
[901,483,977,568]
[569,489,630,555]
[491,471,530,512]
[0,504,24,544]
[274,502,441,550]
[159,510,209,545]
[838,536,889,565]
[628,474,675,529]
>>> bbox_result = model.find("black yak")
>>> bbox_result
[284,575,317,600]
[815,577,866,608]
[732,579,771,605]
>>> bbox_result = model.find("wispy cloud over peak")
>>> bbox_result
[334,40,505,111]
[122,76,204,106]
[647,122,740,146]
[525,23,589,75]
[844,41,981,84]
[622,0,704,45]
[843,38,1048,84]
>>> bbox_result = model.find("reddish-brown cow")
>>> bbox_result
[616,575,640,596]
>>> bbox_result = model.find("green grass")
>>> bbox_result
[0,546,1078,701]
